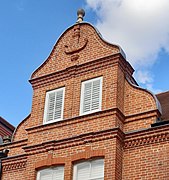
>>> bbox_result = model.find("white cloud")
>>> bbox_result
[85,0,169,93]
[134,70,153,84]
[145,84,162,94]
[16,0,27,11]
[134,70,162,93]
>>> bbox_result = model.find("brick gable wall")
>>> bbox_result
[0,22,168,180]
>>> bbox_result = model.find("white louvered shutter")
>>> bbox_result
[37,169,53,180]
[44,87,65,124]
[74,159,104,180]
[47,92,56,122]
[90,159,104,180]
[83,82,92,113]
[37,166,64,180]
[80,77,102,115]
[53,166,64,180]
[54,90,64,120]
[76,162,90,180]
[91,79,101,111]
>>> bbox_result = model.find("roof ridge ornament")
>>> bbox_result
[76,8,85,23]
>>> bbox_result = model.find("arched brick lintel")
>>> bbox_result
[35,148,105,169]
[71,148,105,163]
[35,154,66,170]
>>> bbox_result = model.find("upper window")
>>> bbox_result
[37,166,64,180]
[73,159,104,180]
[80,77,103,115]
[43,87,65,124]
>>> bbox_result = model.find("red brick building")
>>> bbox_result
[0,10,168,179]
[0,117,15,143]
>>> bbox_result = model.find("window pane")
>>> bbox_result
[91,79,101,111]
[44,87,65,124]
[37,166,64,180]
[38,169,53,180]
[74,159,104,180]
[80,77,102,115]
[83,82,92,113]
[90,159,104,179]
[77,162,90,180]
[47,92,56,121]
[53,166,64,180]
[54,90,63,120]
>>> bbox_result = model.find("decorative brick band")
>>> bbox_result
[26,108,124,134]
[35,154,66,169]
[35,147,105,170]
[124,132,169,148]
[30,53,130,89]
[24,127,124,155]
[3,160,26,172]
[71,147,105,162]
[0,139,27,152]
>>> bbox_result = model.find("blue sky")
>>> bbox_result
[0,0,169,127]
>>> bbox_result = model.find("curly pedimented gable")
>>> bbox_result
[124,78,161,116]
[31,22,125,79]
[123,78,162,132]
[12,114,30,142]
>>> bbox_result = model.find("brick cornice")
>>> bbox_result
[29,53,132,89]
[125,109,159,123]
[2,154,27,172]
[0,139,27,150]
[124,124,169,148]
[35,148,105,170]
[26,108,125,134]
[23,127,124,155]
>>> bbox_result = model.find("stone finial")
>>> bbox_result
[77,8,85,23]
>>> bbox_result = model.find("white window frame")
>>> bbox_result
[73,158,104,180]
[43,87,65,124]
[36,166,64,180]
[80,77,103,116]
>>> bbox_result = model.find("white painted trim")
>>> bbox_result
[80,77,103,116]
[73,159,104,180]
[36,166,64,180]
[43,87,65,124]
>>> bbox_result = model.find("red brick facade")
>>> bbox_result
[0,117,15,140]
[0,20,168,180]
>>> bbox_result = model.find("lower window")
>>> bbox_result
[37,166,64,180]
[73,159,104,180]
